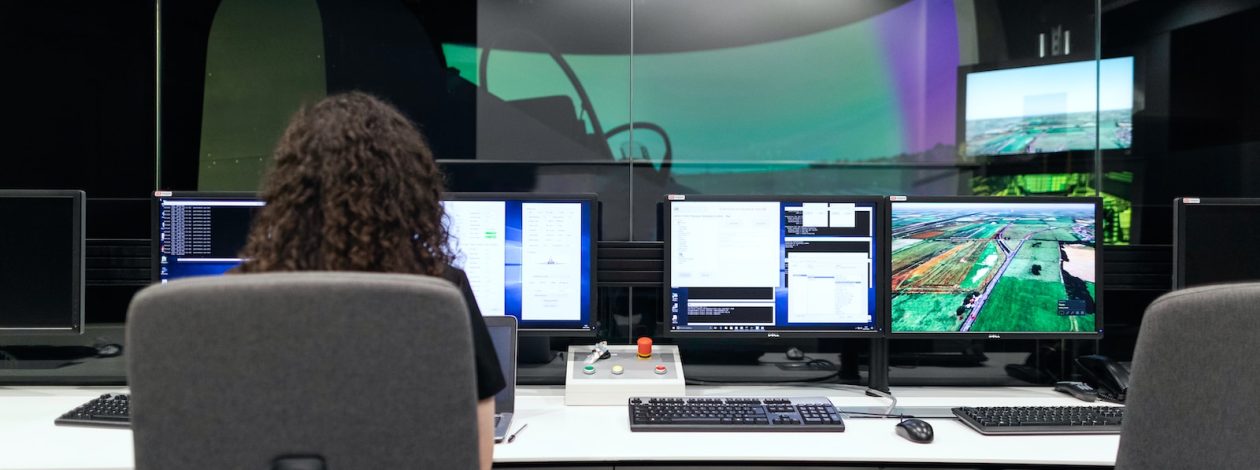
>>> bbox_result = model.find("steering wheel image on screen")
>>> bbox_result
[477,30,672,165]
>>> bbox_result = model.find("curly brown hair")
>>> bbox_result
[235,91,453,276]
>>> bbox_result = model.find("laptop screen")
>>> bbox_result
[484,316,517,413]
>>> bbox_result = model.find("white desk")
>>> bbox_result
[0,385,1119,469]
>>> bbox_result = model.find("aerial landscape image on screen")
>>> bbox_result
[964,57,1133,157]
[891,202,1097,333]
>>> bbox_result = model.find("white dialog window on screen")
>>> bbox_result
[670,201,781,288]
[521,202,582,321]
[443,201,506,316]
[786,252,870,324]
[829,203,856,228]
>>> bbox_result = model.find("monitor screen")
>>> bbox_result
[1175,198,1260,289]
[665,195,882,337]
[154,193,262,283]
[890,197,1101,337]
[442,194,596,333]
[963,56,1133,157]
[154,192,596,333]
[0,190,83,334]
[484,316,517,414]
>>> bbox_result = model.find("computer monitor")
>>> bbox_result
[664,195,884,338]
[152,192,263,283]
[889,196,1102,338]
[153,191,597,334]
[1173,198,1260,289]
[442,193,596,335]
[0,190,84,335]
[961,56,1134,157]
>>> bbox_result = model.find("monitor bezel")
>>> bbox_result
[0,189,85,335]
[888,195,1104,339]
[150,191,260,285]
[662,194,887,339]
[442,192,599,337]
[1172,197,1260,290]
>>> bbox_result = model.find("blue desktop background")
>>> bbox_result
[500,199,594,330]
[162,260,239,280]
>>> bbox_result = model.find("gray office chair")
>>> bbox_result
[1115,283,1260,469]
[126,272,480,470]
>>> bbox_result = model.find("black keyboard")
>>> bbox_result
[55,393,131,428]
[953,405,1124,435]
[629,396,844,432]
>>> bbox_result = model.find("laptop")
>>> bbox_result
[484,316,517,442]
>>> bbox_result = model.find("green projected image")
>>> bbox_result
[891,202,1097,334]
[971,172,1132,245]
[457,23,901,170]
[459,0,959,176]
[629,23,902,167]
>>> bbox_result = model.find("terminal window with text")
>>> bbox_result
[155,194,261,282]
[890,198,1101,337]
[666,196,881,336]
[154,193,594,332]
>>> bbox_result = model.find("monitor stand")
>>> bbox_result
[517,337,557,364]
[889,351,989,367]
[675,341,763,365]
[0,345,98,370]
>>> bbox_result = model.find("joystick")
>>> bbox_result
[584,341,611,365]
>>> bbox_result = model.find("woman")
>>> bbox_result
[235,91,504,469]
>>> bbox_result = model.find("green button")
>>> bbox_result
[583,365,596,375]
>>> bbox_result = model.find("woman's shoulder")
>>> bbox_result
[439,265,468,285]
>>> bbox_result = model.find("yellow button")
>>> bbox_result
[612,365,625,375]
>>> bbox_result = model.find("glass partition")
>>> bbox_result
[158,0,1107,240]
[131,0,1110,387]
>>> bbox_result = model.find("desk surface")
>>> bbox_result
[0,385,1119,469]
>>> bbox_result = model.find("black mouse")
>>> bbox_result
[895,418,934,443]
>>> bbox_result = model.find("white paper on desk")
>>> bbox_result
[521,203,582,321]
[444,201,507,316]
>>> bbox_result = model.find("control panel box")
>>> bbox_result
[565,345,685,406]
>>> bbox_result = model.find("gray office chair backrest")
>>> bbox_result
[126,272,479,470]
[1116,283,1260,469]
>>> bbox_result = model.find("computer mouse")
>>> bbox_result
[785,347,805,360]
[95,343,123,358]
[895,418,934,443]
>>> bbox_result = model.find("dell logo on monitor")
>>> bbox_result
[767,333,781,338]
[988,334,1001,339]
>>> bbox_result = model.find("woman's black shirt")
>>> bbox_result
[440,266,507,400]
